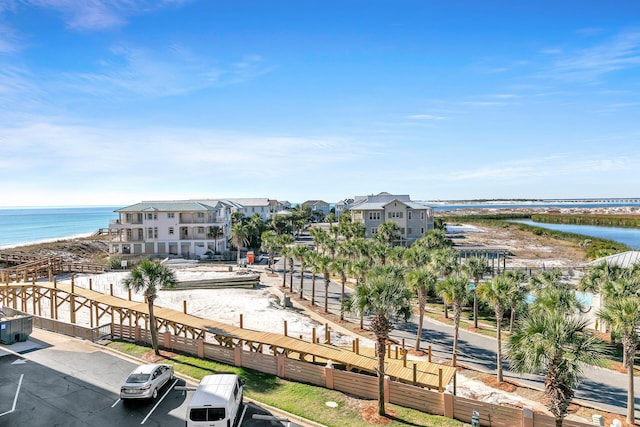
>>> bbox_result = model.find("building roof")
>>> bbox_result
[350,199,429,211]
[226,198,270,206]
[588,251,640,268]
[302,200,330,206]
[116,201,219,212]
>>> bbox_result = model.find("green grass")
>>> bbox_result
[106,340,467,427]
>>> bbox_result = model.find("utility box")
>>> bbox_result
[0,307,33,345]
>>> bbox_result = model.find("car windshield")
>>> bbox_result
[126,373,151,383]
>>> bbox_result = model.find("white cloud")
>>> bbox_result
[56,45,272,98]
[21,0,189,31]
[407,114,446,120]
[544,30,640,83]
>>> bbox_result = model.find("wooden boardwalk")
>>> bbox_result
[0,251,106,283]
[1,280,456,390]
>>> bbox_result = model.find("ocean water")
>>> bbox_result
[0,206,119,249]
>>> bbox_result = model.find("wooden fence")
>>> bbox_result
[106,323,595,427]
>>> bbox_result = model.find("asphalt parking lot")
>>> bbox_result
[0,330,303,427]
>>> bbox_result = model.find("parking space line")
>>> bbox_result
[140,378,179,425]
[0,374,24,417]
[111,398,121,408]
[238,403,248,425]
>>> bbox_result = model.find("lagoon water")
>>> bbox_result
[510,219,640,249]
[0,206,119,249]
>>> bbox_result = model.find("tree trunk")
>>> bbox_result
[496,308,503,382]
[625,334,635,425]
[509,305,516,333]
[289,260,294,292]
[299,265,305,299]
[473,289,478,329]
[340,278,345,320]
[148,296,160,356]
[416,294,425,351]
[453,304,461,357]
[282,258,287,287]
[324,276,330,313]
[377,335,387,416]
[311,275,316,306]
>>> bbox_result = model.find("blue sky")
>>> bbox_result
[1,1,640,207]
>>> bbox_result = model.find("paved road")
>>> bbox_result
[0,330,304,427]
[271,242,639,421]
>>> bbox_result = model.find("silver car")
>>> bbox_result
[120,363,174,400]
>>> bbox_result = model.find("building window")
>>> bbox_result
[154,227,158,238]
[400,228,405,234]
[167,212,174,219]
[408,211,412,220]
[389,212,403,219]
[147,213,153,220]
[197,227,205,234]
[408,228,412,234]
[421,227,425,234]
[147,227,153,237]
[368,212,381,221]
[197,212,205,218]
[420,211,425,220]
[169,227,174,235]
[371,227,378,234]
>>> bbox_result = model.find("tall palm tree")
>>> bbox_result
[207,225,223,254]
[349,256,371,329]
[314,254,332,313]
[294,245,310,298]
[230,222,250,266]
[598,296,640,425]
[406,267,438,352]
[123,260,178,356]
[307,252,322,306]
[430,247,460,318]
[461,256,491,329]
[345,268,412,416]
[503,269,528,333]
[507,311,605,427]
[330,257,349,320]
[477,273,513,382]
[260,230,278,272]
[436,271,471,358]
[279,245,293,288]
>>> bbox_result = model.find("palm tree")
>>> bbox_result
[403,244,430,269]
[207,225,223,254]
[260,230,278,272]
[230,222,250,266]
[279,245,293,288]
[406,267,437,352]
[349,257,371,329]
[314,254,332,313]
[598,296,640,424]
[430,247,460,318]
[436,271,471,358]
[345,268,412,416]
[293,245,310,298]
[461,256,490,329]
[375,221,401,245]
[503,269,528,333]
[307,252,323,306]
[477,273,513,382]
[330,257,349,320]
[123,260,178,356]
[507,311,605,427]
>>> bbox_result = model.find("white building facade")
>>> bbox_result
[108,200,234,258]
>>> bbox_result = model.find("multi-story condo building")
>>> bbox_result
[108,200,235,258]
[301,200,331,217]
[347,192,434,245]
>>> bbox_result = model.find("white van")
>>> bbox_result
[186,374,244,427]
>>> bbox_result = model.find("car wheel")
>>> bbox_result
[152,388,158,399]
